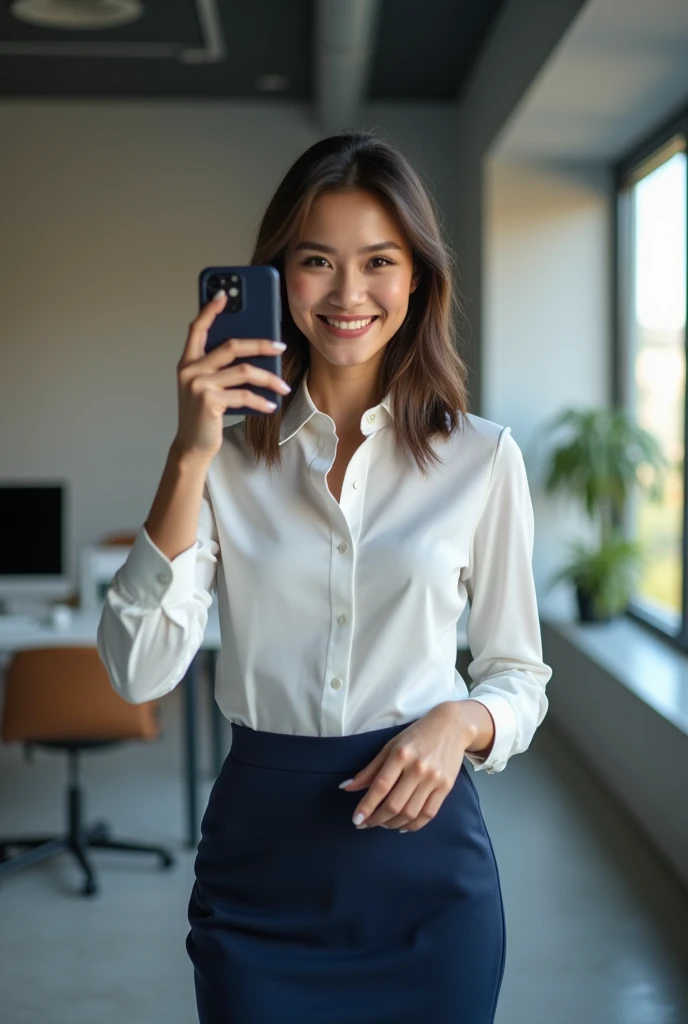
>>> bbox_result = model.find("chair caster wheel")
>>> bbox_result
[82,878,98,896]
[160,852,175,870]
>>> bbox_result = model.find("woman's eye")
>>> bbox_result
[301,256,394,268]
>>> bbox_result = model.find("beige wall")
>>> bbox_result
[483,155,612,613]
[0,99,457,595]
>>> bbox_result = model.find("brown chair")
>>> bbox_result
[0,647,175,896]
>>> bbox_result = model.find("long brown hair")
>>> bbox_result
[245,129,471,477]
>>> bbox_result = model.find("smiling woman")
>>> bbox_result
[176,130,548,1024]
[97,129,551,1024]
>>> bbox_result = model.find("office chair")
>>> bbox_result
[0,646,175,897]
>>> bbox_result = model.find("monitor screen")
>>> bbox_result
[0,484,64,577]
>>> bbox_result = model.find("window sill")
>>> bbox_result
[541,613,688,737]
[540,612,688,890]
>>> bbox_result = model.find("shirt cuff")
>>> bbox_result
[111,524,199,609]
[463,693,518,774]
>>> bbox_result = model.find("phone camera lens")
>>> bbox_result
[207,275,220,291]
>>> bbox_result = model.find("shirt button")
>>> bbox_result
[352,480,360,490]
[486,767,496,775]
[156,572,170,585]
[338,614,348,626]
[338,541,348,553]
[367,413,376,422]
[330,678,342,690]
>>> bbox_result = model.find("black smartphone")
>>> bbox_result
[199,265,283,416]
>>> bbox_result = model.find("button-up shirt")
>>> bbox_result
[97,371,552,774]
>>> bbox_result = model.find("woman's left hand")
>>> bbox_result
[339,702,476,832]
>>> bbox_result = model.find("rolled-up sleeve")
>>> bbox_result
[96,481,220,704]
[460,426,552,774]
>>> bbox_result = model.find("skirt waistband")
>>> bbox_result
[228,720,421,774]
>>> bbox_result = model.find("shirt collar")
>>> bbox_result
[278,370,394,446]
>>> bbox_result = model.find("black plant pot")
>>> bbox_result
[575,584,614,623]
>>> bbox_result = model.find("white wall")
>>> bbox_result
[0,99,457,597]
[483,156,612,613]
[452,0,587,411]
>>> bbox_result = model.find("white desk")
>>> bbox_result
[0,607,469,848]
[0,607,221,647]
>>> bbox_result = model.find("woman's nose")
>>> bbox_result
[329,271,366,308]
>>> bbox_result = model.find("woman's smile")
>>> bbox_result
[316,313,380,338]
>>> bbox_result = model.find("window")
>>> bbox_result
[617,124,687,642]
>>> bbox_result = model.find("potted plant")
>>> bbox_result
[540,407,669,622]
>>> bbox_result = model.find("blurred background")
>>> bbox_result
[0,1,687,1022]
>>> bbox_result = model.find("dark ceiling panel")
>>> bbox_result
[370,0,506,100]
[0,0,312,98]
[0,0,505,102]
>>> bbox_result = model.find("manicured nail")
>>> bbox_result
[399,829,409,833]
[271,341,287,351]
[338,778,354,789]
[213,289,226,300]
[353,812,365,826]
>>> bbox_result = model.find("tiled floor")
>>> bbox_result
[0,678,686,1024]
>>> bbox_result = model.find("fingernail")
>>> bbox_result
[338,779,354,789]
[352,812,365,826]
[271,341,287,351]
[380,825,390,829]
[213,289,226,300]
[399,829,409,833]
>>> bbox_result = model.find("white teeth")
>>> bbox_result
[324,317,374,330]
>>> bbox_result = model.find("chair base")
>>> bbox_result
[0,820,175,896]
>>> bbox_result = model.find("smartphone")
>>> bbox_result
[199,264,283,416]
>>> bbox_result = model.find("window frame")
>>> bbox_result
[613,102,688,650]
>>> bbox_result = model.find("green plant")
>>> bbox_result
[548,534,646,618]
[541,407,669,620]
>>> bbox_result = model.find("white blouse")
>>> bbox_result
[97,370,552,775]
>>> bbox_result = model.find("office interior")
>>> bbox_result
[1,1,688,1022]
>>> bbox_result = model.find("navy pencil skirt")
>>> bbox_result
[186,720,506,1024]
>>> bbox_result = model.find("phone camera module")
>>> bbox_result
[205,271,243,311]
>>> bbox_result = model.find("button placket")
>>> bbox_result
[320,437,374,734]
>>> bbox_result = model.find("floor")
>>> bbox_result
[0,676,687,1024]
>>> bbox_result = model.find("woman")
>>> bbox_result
[97,130,552,1023]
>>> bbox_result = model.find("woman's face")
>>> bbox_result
[283,189,419,368]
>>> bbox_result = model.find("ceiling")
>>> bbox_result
[0,0,505,102]
[492,0,688,163]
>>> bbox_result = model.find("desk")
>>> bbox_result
[0,610,469,849]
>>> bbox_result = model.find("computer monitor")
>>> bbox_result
[0,482,71,613]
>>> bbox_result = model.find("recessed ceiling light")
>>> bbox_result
[255,73,289,93]
[10,0,144,30]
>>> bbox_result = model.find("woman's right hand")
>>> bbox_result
[173,289,290,462]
